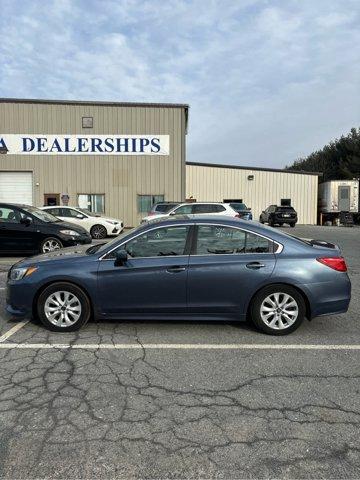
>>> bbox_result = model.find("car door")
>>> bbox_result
[59,208,86,228]
[187,224,276,317]
[97,224,192,316]
[0,206,37,253]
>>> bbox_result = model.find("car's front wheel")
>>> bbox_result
[40,237,63,253]
[37,282,91,331]
[250,284,305,335]
[90,224,107,239]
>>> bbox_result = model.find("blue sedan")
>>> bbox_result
[6,216,351,335]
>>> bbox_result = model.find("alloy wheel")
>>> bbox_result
[42,239,62,253]
[91,225,107,239]
[260,292,299,330]
[44,291,82,327]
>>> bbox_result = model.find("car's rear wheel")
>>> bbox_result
[40,237,63,253]
[250,284,305,335]
[37,282,91,331]
[90,224,107,239]
[290,223,296,228]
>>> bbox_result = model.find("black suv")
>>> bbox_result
[0,203,92,255]
[259,205,298,227]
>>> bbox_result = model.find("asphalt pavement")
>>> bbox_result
[0,225,360,479]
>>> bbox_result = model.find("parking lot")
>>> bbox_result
[0,225,359,479]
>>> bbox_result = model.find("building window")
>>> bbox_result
[137,195,164,213]
[82,116,93,128]
[78,194,105,213]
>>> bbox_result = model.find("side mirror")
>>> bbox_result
[76,214,84,219]
[169,211,176,216]
[20,217,32,226]
[114,249,128,267]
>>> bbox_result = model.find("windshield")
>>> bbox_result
[22,206,61,223]
[77,208,100,217]
[93,227,138,254]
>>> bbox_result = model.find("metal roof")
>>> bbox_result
[0,97,189,109]
[186,161,322,176]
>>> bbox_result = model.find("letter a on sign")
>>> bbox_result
[0,138,8,152]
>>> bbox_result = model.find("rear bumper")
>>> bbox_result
[302,276,351,319]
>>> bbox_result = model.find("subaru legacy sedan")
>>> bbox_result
[6,216,351,335]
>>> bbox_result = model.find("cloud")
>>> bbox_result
[0,0,359,167]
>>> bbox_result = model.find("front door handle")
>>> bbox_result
[246,262,265,269]
[166,266,187,273]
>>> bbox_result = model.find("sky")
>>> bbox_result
[0,0,359,168]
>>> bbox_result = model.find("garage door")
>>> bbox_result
[0,171,33,205]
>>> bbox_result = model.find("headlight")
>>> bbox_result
[59,229,80,236]
[106,221,118,225]
[10,266,38,281]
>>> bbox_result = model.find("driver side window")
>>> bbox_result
[120,226,190,258]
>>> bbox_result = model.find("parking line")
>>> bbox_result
[0,321,29,343]
[1,342,360,350]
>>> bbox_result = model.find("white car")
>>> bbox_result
[41,206,124,239]
[141,202,239,223]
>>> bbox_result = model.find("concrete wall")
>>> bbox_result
[186,163,319,224]
[0,99,187,227]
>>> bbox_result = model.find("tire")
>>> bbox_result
[90,224,107,239]
[259,218,264,224]
[250,284,305,335]
[40,237,63,253]
[290,223,296,228]
[268,219,274,227]
[37,282,91,332]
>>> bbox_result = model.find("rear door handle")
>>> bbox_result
[166,266,187,273]
[246,262,265,269]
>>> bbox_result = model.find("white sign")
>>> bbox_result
[0,134,169,155]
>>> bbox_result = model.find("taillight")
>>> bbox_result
[317,257,347,272]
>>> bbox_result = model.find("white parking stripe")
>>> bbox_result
[0,342,360,350]
[0,321,29,343]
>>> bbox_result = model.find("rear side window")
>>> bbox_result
[195,225,274,255]
[193,204,225,214]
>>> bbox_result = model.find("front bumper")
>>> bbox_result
[5,282,35,318]
[60,234,92,246]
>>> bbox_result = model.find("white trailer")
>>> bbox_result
[318,180,359,213]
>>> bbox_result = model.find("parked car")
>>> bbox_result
[260,205,298,227]
[226,202,253,220]
[41,206,124,239]
[141,202,238,223]
[147,202,181,216]
[0,203,92,255]
[6,215,350,335]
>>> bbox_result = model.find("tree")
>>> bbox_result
[285,127,360,181]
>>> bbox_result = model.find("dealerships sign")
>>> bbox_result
[0,134,169,155]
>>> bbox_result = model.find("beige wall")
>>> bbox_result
[186,164,318,224]
[0,101,187,227]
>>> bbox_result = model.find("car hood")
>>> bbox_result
[16,244,92,267]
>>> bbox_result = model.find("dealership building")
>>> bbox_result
[0,98,319,226]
